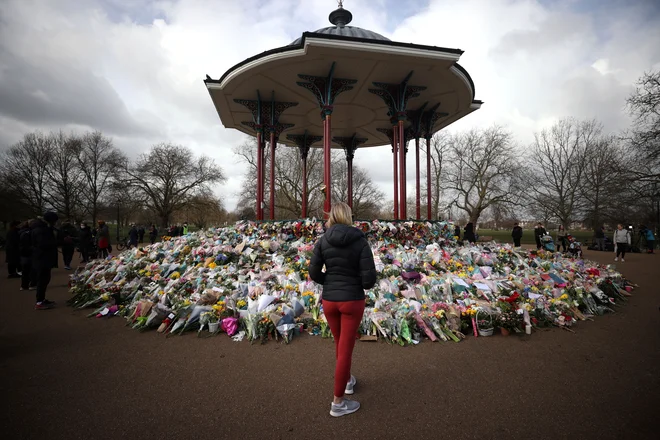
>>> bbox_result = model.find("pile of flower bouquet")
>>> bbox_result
[67,219,634,345]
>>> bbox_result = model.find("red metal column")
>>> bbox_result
[426,135,432,220]
[323,114,332,216]
[347,157,353,209]
[301,154,308,218]
[269,131,276,220]
[256,130,263,220]
[392,126,399,220]
[398,119,406,220]
[415,137,420,220]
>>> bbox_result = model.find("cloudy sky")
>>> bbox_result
[1,0,659,210]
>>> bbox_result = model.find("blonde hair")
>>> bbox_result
[327,202,353,227]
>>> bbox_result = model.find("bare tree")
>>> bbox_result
[125,143,226,227]
[422,131,450,220]
[44,131,86,221]
[235,139,386,220]
[524,118,600,227]
[445,126,521,225]
[0,132,53,215]
[77,131,125,224]
[177,192,227,228]
[580,135,628,228]
[626,69,660,181]
[332,160,385,219]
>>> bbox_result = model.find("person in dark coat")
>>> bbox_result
[128,224,138,248]
[78,222,92,263]
[593,226,605,251]
[5,220,21,278]
[534,223,547,249]
[19,220,36,290]
[454,225,461,241]
[308,202,377,418]
[97,220,110,258]
[31,212,59,309]
[138,225,145,243]
[463,222,476,243]
[149,224,158,244]
[60,221,77,269]
[511,222,523,247]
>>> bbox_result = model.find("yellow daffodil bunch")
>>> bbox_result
[212,301,226,313]
[467,266,475,273]
[170,271,181,280]
[208,262,217,269]
[560,293,569,300]
[237,299,247,308]
[302,291,314,297]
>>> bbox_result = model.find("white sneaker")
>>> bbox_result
[614,257,618,261]
[621,259,625,262]
[330,399,360,417]
[345,375,356,395]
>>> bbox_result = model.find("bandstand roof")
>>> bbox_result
[204,4,482,149]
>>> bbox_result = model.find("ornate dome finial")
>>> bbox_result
[329,1,352,28]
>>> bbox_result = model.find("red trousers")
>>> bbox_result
[322,299,365,398]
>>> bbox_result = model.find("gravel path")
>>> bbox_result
[1,249,658,440]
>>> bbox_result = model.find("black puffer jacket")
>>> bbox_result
[31,219,58,269]
[309,224,377,302]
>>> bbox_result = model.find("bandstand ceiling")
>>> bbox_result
[205,16,482,150]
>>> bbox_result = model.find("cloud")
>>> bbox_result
[1,0,659,211]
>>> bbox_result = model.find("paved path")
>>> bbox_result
[1,249,658,440]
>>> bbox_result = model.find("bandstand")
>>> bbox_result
[204,1,482,220]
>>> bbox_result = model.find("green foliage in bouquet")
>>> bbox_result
[495,301,524,332]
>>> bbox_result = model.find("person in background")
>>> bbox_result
[511,222,523,248]
[128,224,139,248]
[138,225,145,243]
[149,224,158,244]
[454,225,461,241]
[534,223,547,249]
[19,220,36,291]
[5,220,21,278]
[613,223,631,262]
[463,222,476,244]
[594,226,605,251]
[557,224,568,252]
[97,220,110,258]
[309,202,377,418]
[78,222,92,263]
[60,221,77,270]
[183,222,189,235]
[32,212,59,309]
[644,227,655,254]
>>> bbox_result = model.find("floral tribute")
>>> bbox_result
[67,219,634,345]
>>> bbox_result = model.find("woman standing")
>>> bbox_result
[613,224,631,262]
[463,222,476,244]
[557,225,568,252]
[309,202,377,417]
[78,223,92,263]
[511,222,523,248]
[97,220,110,258]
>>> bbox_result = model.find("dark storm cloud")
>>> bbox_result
[0,48,150,137]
